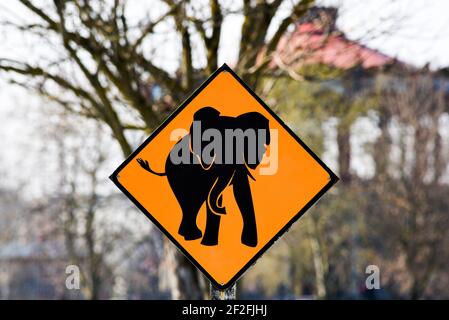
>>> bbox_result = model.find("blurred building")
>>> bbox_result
[0,193,165,299]
[272,6,408,74]
[0,240,73,299]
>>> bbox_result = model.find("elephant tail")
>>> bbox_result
[136,158,166,176]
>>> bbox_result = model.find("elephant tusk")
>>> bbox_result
[196,154,215,170]
[207,171,235,215]
[207,178,222,215]
[189,137,215,170]
[244,161,256,181]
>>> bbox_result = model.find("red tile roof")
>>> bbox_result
[272,22,394,70]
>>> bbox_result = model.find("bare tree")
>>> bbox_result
[369,70,449,299]
[0,0,316,299]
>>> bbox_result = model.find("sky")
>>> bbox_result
[319,0,449,69]
[1,0,449,196]
[223,0,449,69]
[1,0,449,72]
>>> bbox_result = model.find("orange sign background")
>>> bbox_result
[111,65,337,288]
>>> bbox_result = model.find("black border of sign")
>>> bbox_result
[109,63,339,290]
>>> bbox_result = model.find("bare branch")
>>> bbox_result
[131,8,174,52]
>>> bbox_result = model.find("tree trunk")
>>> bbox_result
[373,109,391,177]
[432,130,443,184]
[336,121,351,185]
[162,239,206,299]
[413,124,429,183]
[309,230,327,299]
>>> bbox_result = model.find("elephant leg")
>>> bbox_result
[179,212,202,240]
[177,199,203,240]
[201,204,221,246]
[233,170,258,247]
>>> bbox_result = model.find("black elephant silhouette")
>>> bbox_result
[136,106,270,247]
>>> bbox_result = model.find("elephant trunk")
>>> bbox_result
[208,169,235,215]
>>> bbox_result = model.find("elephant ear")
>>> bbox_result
[189,107,221,167]
[237,112,270,170]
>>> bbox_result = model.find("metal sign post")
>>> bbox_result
[210,283,236,300]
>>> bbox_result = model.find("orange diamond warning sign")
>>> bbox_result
[110,64,338,289]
